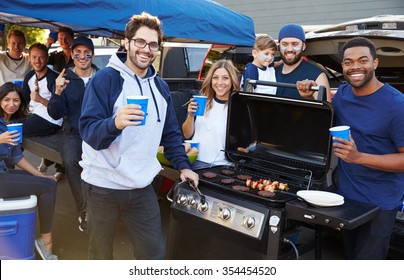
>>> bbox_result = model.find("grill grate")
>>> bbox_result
[225,149,327,186]
[195,166,307,208]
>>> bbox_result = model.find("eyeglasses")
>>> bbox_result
[129,38,160,52]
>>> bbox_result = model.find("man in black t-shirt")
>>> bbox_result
[46,27,74,73]
[275,24,330,101]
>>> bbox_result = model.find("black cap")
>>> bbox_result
[72,36,94,52]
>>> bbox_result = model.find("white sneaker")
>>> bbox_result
[53,172,65,181]
[35,238,58,260]
[78,212,88,232]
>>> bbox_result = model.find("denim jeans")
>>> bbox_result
[342,208,398,259]
[23,114,64,172]
[0,169,57,233]
[23,114,60,137]
[82,181,166,260]
[60,133,86,213]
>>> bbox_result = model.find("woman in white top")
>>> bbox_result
[182,60,239,165]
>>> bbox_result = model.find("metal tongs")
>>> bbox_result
[166,179,206,205]
[187,179,206,205]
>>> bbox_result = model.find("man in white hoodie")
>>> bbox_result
[79,12,199,260]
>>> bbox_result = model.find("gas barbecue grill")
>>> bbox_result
[166,85,379,260]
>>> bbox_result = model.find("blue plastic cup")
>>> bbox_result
[193,95,208,116]
[7,123,23,144]
[127,96,149,126]
[13,80,23,88]
[185,140,199,149]
[329,125,350,142]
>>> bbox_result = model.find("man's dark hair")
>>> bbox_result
[58,26,74,39]
[125,12,163,44]
[29,43,49,56]
[341,37,377,59]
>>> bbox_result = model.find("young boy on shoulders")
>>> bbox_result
[240,35,279,95]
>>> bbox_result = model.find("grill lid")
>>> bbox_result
[225,91,334,183]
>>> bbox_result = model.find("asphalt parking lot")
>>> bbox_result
[26,150,133,260]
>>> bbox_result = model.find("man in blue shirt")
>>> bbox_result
[48,36,98,232]
[297,37,404,259]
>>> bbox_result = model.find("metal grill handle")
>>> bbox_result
[166,180,206,205]
[166,180,184,203]
[243,79,327,101]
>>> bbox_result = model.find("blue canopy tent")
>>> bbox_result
[0,0,255,46]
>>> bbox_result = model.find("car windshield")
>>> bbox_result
[199,45,253,80]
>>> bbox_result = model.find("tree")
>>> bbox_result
[1,23,47,50]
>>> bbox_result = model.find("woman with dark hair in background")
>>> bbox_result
[0,82,58,260]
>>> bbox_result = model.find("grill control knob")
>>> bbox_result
[189,197,197,208]
[177,194,188,206]
[219,208,232,220]
[199,201,209,212]
[242,216,255,229]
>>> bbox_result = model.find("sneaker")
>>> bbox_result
[37,158,48,173]
[35,238,58,260]
[53,171,65,181]
[78,211,88,232]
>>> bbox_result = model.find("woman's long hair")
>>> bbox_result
[200,59,240,112]
[0,82,29,121]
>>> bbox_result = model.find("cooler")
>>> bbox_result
[0,195,37,260]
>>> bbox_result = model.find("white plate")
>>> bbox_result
[297,190,345,207]
[304,198,344,207]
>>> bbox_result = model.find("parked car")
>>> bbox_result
[156,42,211,90]
[304,15,404,96]
[197,44,254,80]
[91,46,119,69]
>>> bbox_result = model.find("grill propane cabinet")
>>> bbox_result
[166,83,379,260]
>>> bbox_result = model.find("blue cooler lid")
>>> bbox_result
[0,195,37,211]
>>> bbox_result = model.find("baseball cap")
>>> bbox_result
[72,36,94,52]
[278,24,306,42]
